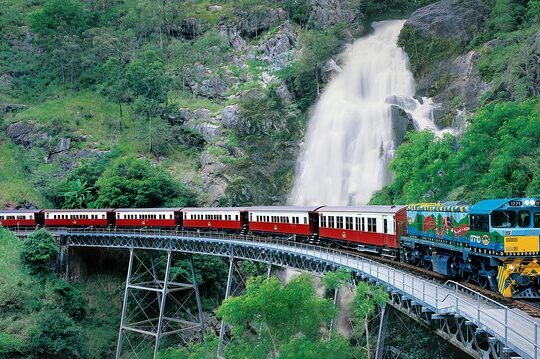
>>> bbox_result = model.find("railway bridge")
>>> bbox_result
[13,228,540,359]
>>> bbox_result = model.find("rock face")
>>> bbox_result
[200,150,228,205]
[236,7,287,38]
[257,22,297,69]
[307,0,362,29]
[218,24,247,51]
[405,0,489,44]
[418,50,490,116]
[184,64,230,99]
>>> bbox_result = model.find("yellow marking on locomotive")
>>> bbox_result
[498,259,540,297]
[503,235,539,254]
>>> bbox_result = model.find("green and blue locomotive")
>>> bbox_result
[402,198,540,298]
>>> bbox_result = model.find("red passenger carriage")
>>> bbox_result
[43,209,113,227]
[316,206,407,250]
[0,210,40,227]
[248,206,323,236]
[181,207,248,231]
[115,208,181,228]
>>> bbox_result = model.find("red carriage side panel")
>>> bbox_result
[183,219,243,230]
[0,219,37,227]
[248,221,313,236]
[45,218,109,227]
[318,227,394,247]
[115,218,177,227]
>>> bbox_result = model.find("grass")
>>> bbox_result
[0,229,38,347]
[7,90,134,150]
[169,91,225,113]
[0,141,48,208]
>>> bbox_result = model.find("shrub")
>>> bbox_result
[21,230,59,275]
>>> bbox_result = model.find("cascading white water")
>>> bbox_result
[289,20,448,206]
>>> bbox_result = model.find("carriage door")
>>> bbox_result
[383,217,390,247]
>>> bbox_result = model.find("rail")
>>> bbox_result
[10,227,540,358]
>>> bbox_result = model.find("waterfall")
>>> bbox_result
[289,20,448,206]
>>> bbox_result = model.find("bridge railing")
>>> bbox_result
[11,226,540,358]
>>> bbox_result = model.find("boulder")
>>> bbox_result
[199,76,229,98]
[207,5,222,11]
[307,0,362,29]
[54,137,71,153]
[405,0,489,45]
[321,58,342,82]
[221,105,240,129]
[5,121,34,145]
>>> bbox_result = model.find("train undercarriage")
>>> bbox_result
[400,236,540,299]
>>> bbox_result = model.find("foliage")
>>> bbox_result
[397,24,462,76]
[280,25,346,111]
[361,0,434,20]
[46,279,88,320]
[93,157,196,208]
[216,275,342,357]
[28,308,84,358]
[20,230,59,275]
[322,268,351,291]
[373,100,540,204]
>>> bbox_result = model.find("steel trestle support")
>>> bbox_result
[116,249,204,359]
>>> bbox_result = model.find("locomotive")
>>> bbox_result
[1,198,539,299]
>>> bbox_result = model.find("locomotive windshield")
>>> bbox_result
[491,210,517,228]
[517,210,531,227]
[535,212,540,228]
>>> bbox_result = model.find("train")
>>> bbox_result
[1,198,539,299]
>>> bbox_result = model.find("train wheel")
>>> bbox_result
[463,271,471,283]
[423,260,433,271]
[478,276,489,289]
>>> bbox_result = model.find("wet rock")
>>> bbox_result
[307,0,362,29]
[417,50,490,125]
[321,58,342,82]
[257,21,297,69]
[405,0,489,45]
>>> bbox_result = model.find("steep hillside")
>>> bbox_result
[372,0,540,204]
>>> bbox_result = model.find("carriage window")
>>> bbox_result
[535,213,540,228]
[518,210,531,228]
[345,217,353,230]
[17,216,24,220]
[361,217,365,231]
[328,216,335,228]
[492,211,517,228]
[383,219,388,234]
[337,217,343,229]
[355,217,359,231]
[321,216,326,227]
[367,218,377,232]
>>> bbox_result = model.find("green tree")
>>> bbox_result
[92,157,195,208]
[31,0,89,45]
[21,230,59,275]
[28,308,84,358]
[217,275,340,358]
[61,179,94,209]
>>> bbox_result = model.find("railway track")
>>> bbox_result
[342,249,540,319]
